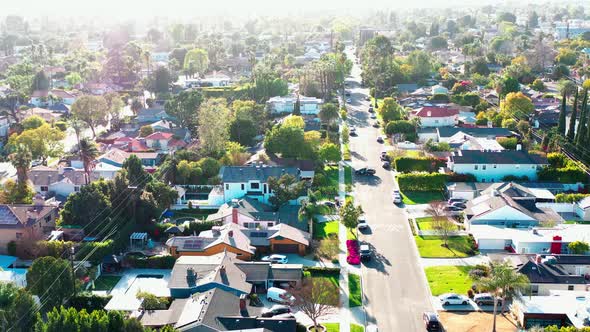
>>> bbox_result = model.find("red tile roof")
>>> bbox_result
[415,106,459,118]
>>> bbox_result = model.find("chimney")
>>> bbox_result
[228,230,234,238]
[516,144,522,151]
[232,207,239,224]
[239,294,247,313]
[535,254,542,265]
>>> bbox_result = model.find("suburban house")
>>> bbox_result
[166,223,256,260]
[447,182,556,201]
[266,95,322,115]
[213,165,304,205]
[28,165,100,199]
[511,291,587,329]
[447,150,549,182]
[0,196,59,252]
[464,182,562,229]
[29,89,77,107]
[492,254,589,296]
[446,133,505,151]
[140,288,296,331]
[144,132,187,152]
[431,85,449,95]
[136,108,176,124]
[412,106,459,128]
[418,127,516,143]
[166,251,302,298]
[17,107,63,123]
[98,148,159,168]
[0,115,10,139]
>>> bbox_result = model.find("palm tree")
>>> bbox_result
[78,138,99,185]
[475,262,530,332]
[298,190,319,236]
[9,144,32,184]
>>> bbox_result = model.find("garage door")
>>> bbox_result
[478,239,506,250]
[273,244,299,253]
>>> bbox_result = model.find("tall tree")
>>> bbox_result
[557,91,567,135]
[183,48,209,78]
[318,103,339,125]
[70,95,108,137]
[291,278,339,331]
[475,262,529,332]
[267,174,305,210]
[576,90,589,146]
[0,282,37,332]
[9,144,32,184]
[78,138,99,185]
[567,90,579,140]
[339,199,364,232]
[26,256,75,310]
[198,98,231,156]
[7,123,65,163]
[164,90,203,132]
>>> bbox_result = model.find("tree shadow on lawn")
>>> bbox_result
[418,236,474,257]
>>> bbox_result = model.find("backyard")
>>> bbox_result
[92,275,122,292]
[414,235,477,258]
[401,191,446,205]
[424,265,475,296]
[415,217,458,231]
[313,221,339,239]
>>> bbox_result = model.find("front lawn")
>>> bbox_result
[351,324,364,332]
[416,217,458,231]
[92,275,122,292]
[425,266,475,296]
[348,273,362,307]
[324,323,340,332]
[307,268,340,306]
[414,236,477,258]
[401,191,446,205]
[314,221,339,239]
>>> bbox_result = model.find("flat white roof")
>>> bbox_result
[518,293,587,314]
[470,224,590,244]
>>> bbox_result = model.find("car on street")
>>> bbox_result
[380,154,390,161]
[360,244,371,261]
[439,293,469,306]
[448,198,468,205]
[345,91,351,96]
[393,190,402,204]
[355,167,376,176]
[473,293,502,306]
[350,127,357,136]
[357,216,368,230]
[422,312,441,331]
[370,114,377,119]
[372,121,379,128]
[261,304,291,317]
[444,205,464,215]
[346,98,352,103]
[261,254,288,264]
[382,161,390,169]
[368,106,374,113]
[376,136,384,143]
[365,96,371,101]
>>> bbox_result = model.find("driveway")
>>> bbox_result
[421,255,490,267]
[345,47,434,331]
[284,254,338,268]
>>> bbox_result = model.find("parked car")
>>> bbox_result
[370,114,377,119]
[346,98,352,103]
[448,198,467,205]
[474,293,502,306]
[365,96,371,101]
[372,121,380,128]
[382,161,391,169]
[267,287,295,304]
[357,215,368,230]
[345,92,351,96]
[444,206,464,215]
[449,202,467,210]
[261,254,288,264]
[393,190,402,204]
[368,106,374,113]
[439,293,469,306]
[350,127,357,136]
[423,312,441,331]
[355,167,376,176]
[360,244,371,261]
[261,304,291,317]
[381,154,390,162]
[377,136,384,143]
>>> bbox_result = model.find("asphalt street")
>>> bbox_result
[345,48,433,332]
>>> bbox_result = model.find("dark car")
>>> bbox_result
[360,244,371,261]
[448,198,467,205]
[365,96,370,101]
[382,161,391,169]
[355,167,376,176]
[450,202,467,210]
[368,106,374,113]
[423,312,441,331]
[345,92,351,97]
[474,293,502,307]
[261,305,291,318]
[372,122,380,128]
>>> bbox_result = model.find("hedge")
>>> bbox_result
[447,172,476,182]
[385,120,415,136]
[555,193,590,203]
[75,240,116,264]
[538,166,587,184]
[126,255,177,269]
[394,157,446,173]
[398,172,448,191]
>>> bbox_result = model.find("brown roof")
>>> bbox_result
[415,106,459,118]
[29,166,99,186]
[0,204,57,228]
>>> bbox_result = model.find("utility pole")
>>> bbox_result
[70,246,76,297]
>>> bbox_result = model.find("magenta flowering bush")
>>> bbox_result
[346,240,360,265]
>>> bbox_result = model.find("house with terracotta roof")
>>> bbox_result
[0,196,59,252]
[412,106,459,127]
[145,131,186,152]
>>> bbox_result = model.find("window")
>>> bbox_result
[225,184,229,190]
[15,233,22,240]
[474,165,478,170]
[241,184,245,190]
[74,186,80,192]
[482,165,487,170]
[568,285,574,291]
[434,119,439,123]
[493,165,497,168]
[531,285,539,295]
[264,184,268,194]
[40,186,48,192]
[45,216,51,223]
[531,165,535,169]
[250,182,260,189]
[268,223,274,227]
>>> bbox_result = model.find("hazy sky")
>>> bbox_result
[4,0,508,18]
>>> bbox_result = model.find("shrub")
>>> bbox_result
[548,152,568,168]
[447,172,476,182]
[313,173,328,187]
[394,157,446,173]
[182,221,216,236]
[126,255,177,269]
[137,291,171,310]
[467,289,474,299]
[555,193,590,203]
[54,121,67,131]
[430,94,450,102]
[497,137,518,149]
[303,266,341,274]
[398,172,447,191]
[36,240,77,258]
[346,240,360,265]
[385,120,415,137]
[538,165,587,183]
[75,240,115,264]
[69,293,112,311]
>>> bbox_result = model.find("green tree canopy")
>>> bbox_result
[377,97,403,122]
[268,174,306,210]
[27,256,74,310]
[0,282,37,332]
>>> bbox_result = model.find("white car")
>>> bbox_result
[346,98,352,103]
[262,254,288,264]
[393,190,402,204]
[357,216,368,230]
[439,293,469,306]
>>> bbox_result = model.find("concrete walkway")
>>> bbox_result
[420,254,490,267]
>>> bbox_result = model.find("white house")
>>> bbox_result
[28,165,102,199]
[267,95,322,115]
[29,89,77,107]
[447,150,548,182]
[412,106,459,128]
[215,165,304,205]
[436,127,516,143]
[446,133,505,151]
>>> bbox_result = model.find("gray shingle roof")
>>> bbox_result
[220,166,300,183]
[450,150,548,165]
